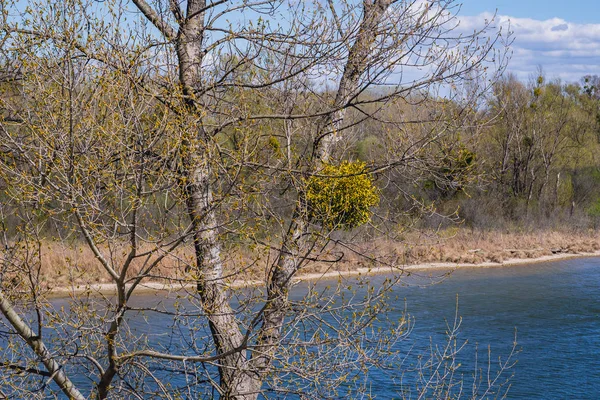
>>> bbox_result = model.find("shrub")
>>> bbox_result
[305,161,379,230]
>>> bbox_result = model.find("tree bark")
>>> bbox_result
[0,291,86,400]
[315,0,393,163]
[252,0,394,381]
[175,1,257,397]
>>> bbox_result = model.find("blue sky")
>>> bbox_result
[460,0,598,24]
[457,1,600,82]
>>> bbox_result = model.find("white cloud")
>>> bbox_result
[458,13,600,82]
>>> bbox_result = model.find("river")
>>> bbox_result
[8,257,600,398]
[376,257,600,399]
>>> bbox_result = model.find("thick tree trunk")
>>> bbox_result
[175,1,257,397]
[250,212,306,376]
[185,162,259,398]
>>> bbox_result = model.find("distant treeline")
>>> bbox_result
[352,73,600,233]
[2,68,600,242]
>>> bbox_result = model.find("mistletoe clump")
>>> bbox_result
[305,161,379,230]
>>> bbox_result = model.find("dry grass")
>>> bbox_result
[7,228,600,290]
[13,241,197,289]
[287,228,600,275]
[391,228,600,265]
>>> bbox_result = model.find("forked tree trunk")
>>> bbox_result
[136,0,400,396]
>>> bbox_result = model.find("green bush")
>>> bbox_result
[305,161,379,230]
[586,198,600,218]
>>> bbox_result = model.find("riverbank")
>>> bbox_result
[11,228,600,295]
[291,249,600,283]
[45,229,600,296]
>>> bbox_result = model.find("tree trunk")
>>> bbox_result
[252,0,394,380]
[315,0,393,163]
[0,291,86,400]
[176,1,257,397]
[554,171,561,210]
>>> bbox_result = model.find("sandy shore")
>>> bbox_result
[48,250,600,297]
[288,250,600,282]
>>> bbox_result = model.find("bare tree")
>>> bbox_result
[486,72,591,217]
[0,0,511,398]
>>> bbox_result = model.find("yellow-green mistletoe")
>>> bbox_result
[305,161,379,230]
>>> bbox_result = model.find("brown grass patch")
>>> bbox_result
[5,228,600,290]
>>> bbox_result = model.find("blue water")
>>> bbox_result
[4,257,600,398]
[379,258,600,399]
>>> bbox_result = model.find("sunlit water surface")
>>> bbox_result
[20,258,600,398]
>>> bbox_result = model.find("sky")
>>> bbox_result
[9,0,595,86]
[457,0,600,83]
